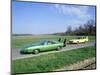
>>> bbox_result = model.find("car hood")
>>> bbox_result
[22,44,40,49]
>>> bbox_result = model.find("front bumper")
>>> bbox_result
[20,50,29,54]
[69,41,73,43]
[69,41,77,44]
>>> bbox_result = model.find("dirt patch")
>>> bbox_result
[55,57,96,71]
[82,63,96,70]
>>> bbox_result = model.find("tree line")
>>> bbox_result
[53,19,96,36]
[12,34,33,36]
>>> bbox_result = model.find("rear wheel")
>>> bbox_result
[56,46,61,51]
[33,50,39,54]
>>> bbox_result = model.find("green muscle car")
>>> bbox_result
[20,40,64,54]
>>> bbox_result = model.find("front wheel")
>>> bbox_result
[33,50,39,54]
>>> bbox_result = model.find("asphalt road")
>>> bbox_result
[12,41,95,60]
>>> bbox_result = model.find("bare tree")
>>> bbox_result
[84,20,95,35]
[63,19,96,36]
[65,25,72,35]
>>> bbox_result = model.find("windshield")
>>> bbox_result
[75,37,82,39]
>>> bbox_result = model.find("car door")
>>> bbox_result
[46,41,58,50]
[39,41,49,51]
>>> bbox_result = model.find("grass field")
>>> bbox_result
[12,35,96,48]
[12,46,96,74]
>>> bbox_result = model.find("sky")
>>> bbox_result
[12,1,96,34]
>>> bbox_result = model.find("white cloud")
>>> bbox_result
[54,4,92,20]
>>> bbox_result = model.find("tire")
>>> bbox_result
[33,50,39,54]
[63,44,66,47]
[56,46,61,51]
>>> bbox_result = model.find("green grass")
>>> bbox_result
[12,46,96,74]
[12,35,96,48]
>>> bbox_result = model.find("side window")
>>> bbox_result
[82,37,85,39]
[50,41,56,44]
[47,41,56,45]
[48,42,52,45]
[43,42,48,45]
[80,37,83,39]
